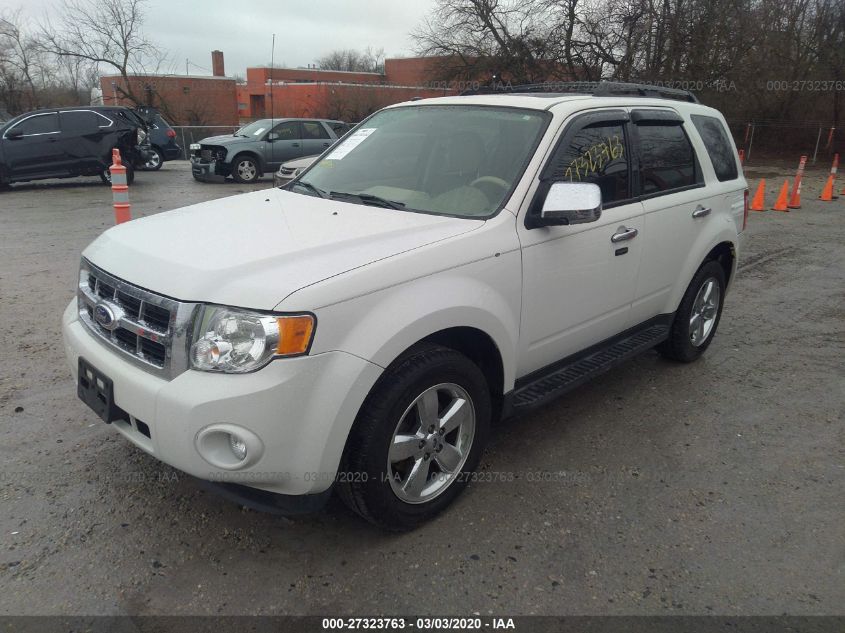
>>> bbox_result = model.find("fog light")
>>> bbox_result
[229,433,247,461]
[195,424,263,470]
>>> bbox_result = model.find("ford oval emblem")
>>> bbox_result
[93,302,118,330]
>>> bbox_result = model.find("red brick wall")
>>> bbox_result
[100,75,239,125]
[246,67,384,86]
[384,57,440,87]
[236,82,453,121]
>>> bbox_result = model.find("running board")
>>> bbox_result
[511,316,672,412]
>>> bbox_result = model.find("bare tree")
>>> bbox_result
[317,47,386,73]
[0,9,48,112]
[40,0,166,105]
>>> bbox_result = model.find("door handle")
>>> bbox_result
[692,205,711,218]
[292,142,300,147]
[323,142,330,146]
[611,227,638,243]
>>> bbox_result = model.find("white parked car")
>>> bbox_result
[273,155,318,188]
[62,84,747,529]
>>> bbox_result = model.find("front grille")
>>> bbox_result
[77,260,196,379]
[199,145,226,163]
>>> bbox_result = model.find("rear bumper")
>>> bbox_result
[162,145,182,161]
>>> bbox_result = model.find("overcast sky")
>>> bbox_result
[13,0,437,76]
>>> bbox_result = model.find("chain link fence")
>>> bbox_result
[727,120,843,166]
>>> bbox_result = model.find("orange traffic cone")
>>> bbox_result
[787,155,806,209]
[772,180,790,212]
[821,153,838,201]
[750,179,766,211]
[820,174,836,201]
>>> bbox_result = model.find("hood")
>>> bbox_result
[282,156,319,169]
[200,134,252,146]
[83,189,483,310]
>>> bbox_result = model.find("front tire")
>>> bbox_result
[658,260,726,362]
[231,155,260,184]
[339,344,491,531]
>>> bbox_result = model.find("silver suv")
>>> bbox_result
[191,118,351,184]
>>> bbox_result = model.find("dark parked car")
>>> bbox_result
[190,118,351,184]
[135,106,182,170]
[0,106,152,187]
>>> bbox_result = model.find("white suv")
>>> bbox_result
[62,84,747,530]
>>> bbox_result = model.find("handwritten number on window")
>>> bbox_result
[563,135,624,182]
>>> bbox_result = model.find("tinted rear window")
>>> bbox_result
[636,124,699,194]
[691,114,738,182]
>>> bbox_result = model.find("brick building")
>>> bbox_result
[100,73,239,125]
[234,59,454,121]
[100,52,460,126]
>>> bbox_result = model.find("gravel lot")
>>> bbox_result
[0,160,842,616]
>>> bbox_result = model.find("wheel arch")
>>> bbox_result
[668,230,738,312]
[403,326,505,419]
[705,241,736,289]
[229,150,264,175]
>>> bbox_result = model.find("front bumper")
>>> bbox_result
[62,300,382,498]
[191,157,228,182]
[273,173,296,188]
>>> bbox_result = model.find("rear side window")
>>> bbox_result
[12,113,59,136]
[61,111,109,133]
[302,121,330,139]
[635,124,698,195]
[329,122,352,136]
[691,114,738,182]
[549,123,629,204]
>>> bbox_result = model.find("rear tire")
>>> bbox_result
[339,344,491,531]
[99,163,134,186]
[657,260,726,362]
[142,147,163,171]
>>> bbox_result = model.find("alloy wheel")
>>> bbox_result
[689,277,720,347]
[387,383,476,504]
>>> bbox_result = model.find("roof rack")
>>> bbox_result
[460,80,699,103]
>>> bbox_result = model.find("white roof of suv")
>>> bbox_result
[390,91,723,121]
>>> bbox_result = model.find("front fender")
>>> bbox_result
[300,250,523,393]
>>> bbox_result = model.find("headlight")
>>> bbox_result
[137,128,147,144]
[190,306,315,373]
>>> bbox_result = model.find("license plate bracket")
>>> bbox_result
[77,358,125,424]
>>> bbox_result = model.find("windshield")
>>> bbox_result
[235,120,271,137]
[293,105,549,218]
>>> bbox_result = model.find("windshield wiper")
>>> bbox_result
[329,191,406,210]
[289,180,327,198]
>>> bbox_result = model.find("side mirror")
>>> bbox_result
[5,129,23,140]
[531,182,603,228]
